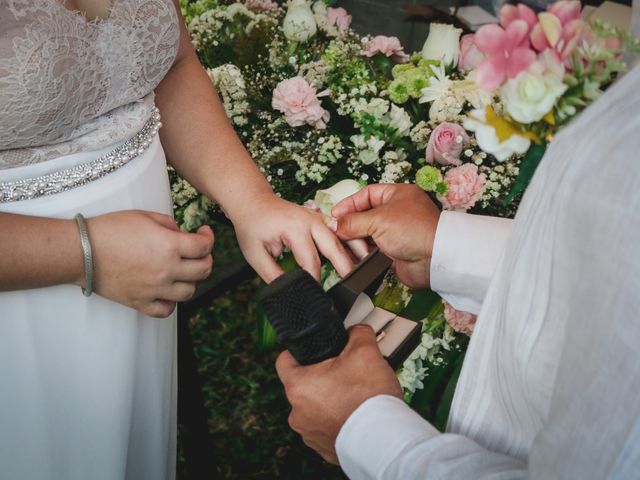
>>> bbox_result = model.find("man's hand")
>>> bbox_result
[332,184,441,289]
[276,325,402,464]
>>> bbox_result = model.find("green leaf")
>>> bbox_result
[503,142,547,207]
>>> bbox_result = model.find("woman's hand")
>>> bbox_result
[230,193,354,282]
[87,210,214,318]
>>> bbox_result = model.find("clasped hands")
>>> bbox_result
[276,184,441,464]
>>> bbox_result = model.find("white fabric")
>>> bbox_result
[0,0,179,168]
[430,211,512,315]
[0,137,177,480]
[336,63,640,479]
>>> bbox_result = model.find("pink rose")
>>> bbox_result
[425,122,470,166]
[362,35,409,63]
[244,0,277,12]
[438,163,486,211]
[458,34,485,71]
[327,7,352,34]
[443,301,477,336]
[272,77,330,129]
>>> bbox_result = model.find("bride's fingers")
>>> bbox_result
[246,244,285,283]
[174,255,213,282]
[161,281,197,303]
[145,299,177,318]
[311,224,353,278]
[288,232,322,281]
[345,238,371,261]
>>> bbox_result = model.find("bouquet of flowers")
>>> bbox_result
[175,0,638,413]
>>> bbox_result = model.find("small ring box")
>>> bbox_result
[328,249,422,370]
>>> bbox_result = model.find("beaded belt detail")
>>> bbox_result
[0,108,162,203]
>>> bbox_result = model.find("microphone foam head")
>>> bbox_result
[260,269,348,365]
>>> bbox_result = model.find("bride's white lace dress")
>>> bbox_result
[0,1,181,478]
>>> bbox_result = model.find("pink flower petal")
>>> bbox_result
[475,54,507,90]
[548,0,581,25]
[500,4,519,27]
[539,12,563,47]
[505,19,531,51]
[475,24,507,55]
[506,47,536,78]
[517,4,539,29]
[530,23,549,51]
[560,19,586,58]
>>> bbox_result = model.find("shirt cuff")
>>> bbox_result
[336,395,440,480]
[430,211,512,315]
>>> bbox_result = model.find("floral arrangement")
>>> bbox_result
[175,0,637,406]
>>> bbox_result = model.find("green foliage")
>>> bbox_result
[503,142,547,206]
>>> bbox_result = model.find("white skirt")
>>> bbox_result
[0,136,176,480]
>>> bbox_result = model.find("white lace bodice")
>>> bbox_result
[0,0,180,169]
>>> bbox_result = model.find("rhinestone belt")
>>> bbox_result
[0,108,162,203]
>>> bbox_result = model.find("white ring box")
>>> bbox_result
[328,249,422,370]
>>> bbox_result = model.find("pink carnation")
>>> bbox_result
[362,35,409,63]
[459,34,485,71]
[327,7,352,34]
[438,163,486,211]
[272,77,330,129]
[426,123,470,166]
[444,301,477,336]
[244,0,277,12]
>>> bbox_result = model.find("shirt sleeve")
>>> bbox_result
[430,212,512,315]
[335,395,526,480]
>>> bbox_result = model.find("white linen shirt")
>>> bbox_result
[335,64,640,479]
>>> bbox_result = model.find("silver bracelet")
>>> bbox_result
[74,213,94,297]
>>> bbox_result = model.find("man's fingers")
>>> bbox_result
[331,184,392,218]
[335,210,378,241]
[275,350,300,385]
[178,226,215,259]
[311,225,354,278]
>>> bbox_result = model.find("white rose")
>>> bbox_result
[314,179,362,216]
[500,51,567,124]
[463,109,531,162]
[388,105,412,137]
[421,23,463,67]
[283,0,317,43]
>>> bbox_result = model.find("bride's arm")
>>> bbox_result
[0,213,85,290]
[0,211,214,318]
[154,1,354,282]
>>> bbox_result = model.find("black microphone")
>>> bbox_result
[260,269,348,365]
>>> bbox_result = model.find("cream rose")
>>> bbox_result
[463,109,531,162]
[314,179,362,216]
[500,51,567,123]
[421,23,463,67]
[283,0,317,43]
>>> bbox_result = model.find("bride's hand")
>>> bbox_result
[86,211,214,318]
[230,194,354,282]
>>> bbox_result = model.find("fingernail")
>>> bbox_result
[324,216,338,232]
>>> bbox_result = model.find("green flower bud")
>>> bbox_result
[415,166,443,192]
[388,79,410,104]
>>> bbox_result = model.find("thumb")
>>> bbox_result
[335,210,378,241]
[332,184,392,218]
[197,224,215,246]
[344,324,378,354]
